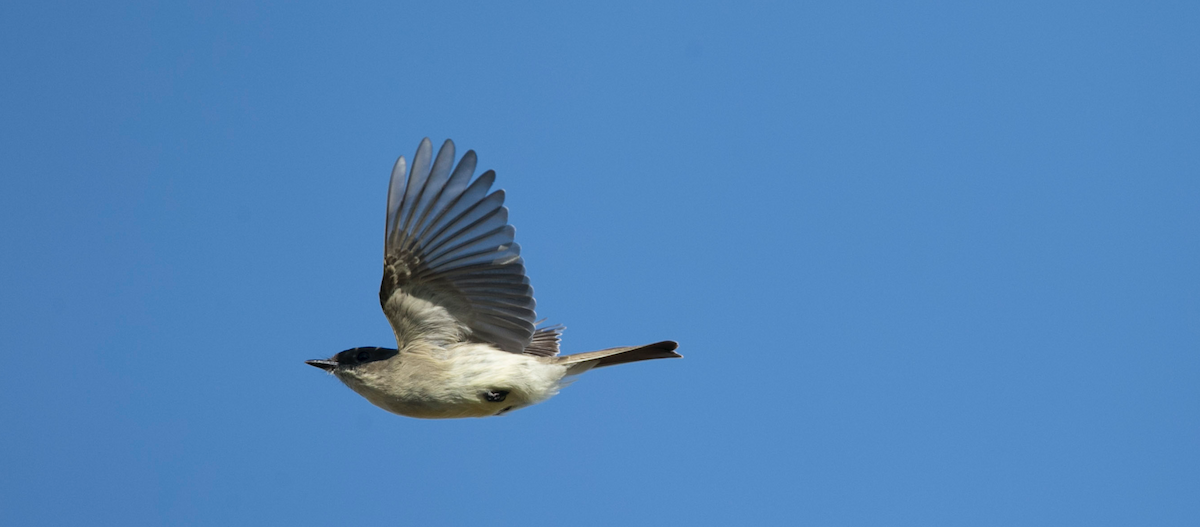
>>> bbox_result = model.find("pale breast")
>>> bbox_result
[338,342,569,419]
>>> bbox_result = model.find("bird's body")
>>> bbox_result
[336,342,565,419]
[308,138,680,419]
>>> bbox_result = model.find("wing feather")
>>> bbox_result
[379,138,541,354]
[525,324,564,357]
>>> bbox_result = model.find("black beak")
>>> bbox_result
[305,359,338,371]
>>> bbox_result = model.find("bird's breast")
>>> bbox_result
[339,342,567,418]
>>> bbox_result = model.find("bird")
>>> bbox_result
[307,138,681,419]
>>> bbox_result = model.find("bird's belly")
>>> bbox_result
[354,383,526,419]
[375,395,515,419]
[342,347,566,419]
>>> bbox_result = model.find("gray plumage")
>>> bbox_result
[308,138,680,419]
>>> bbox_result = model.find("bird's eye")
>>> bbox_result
[356,350,371,362]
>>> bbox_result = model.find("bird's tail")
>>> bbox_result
[555,341,681,376]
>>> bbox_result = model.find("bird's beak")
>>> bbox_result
[306,359,338,371]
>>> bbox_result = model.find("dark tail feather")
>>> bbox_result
[556,341,681,375]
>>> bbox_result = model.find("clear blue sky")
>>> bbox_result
[2,1,1197,525]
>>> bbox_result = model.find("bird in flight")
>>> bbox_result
[307,138,680,418]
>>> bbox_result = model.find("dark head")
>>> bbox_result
[306,347,398,372]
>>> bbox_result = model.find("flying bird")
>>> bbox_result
[307,138,680,418]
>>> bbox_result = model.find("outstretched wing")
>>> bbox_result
[379,138,537,354]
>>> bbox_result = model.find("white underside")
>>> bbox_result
[337,342,569,418]
[336,294,572,418]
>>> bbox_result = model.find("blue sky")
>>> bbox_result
[2,1,1197,525]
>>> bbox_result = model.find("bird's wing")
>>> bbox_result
[379,138,537,354]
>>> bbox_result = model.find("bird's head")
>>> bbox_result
[306,347,398,375]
